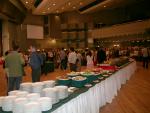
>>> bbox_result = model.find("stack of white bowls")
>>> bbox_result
[42,88,59,104]
[0,96,4,107]
[23,102,42,113]
[2,96,16,111]
[8,90,20,96]
[16,91,29,98]
[20,82,32,93]
[26,93,40,102]
[55,86,68,99]
[43,80,55,88]
[37,97,52,111]
[12,98,28,113]
[32,82,44,94]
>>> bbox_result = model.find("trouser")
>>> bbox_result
[32,67,41,82]
[69,63,77,72]
[60,59,66,70]
[143,57,149,69]
[8,76,22,92]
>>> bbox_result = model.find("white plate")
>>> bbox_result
[84,84,92,87]
[103,74,109,77]
[93,80,99,83]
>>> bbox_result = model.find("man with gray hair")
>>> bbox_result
[29,46,43,82]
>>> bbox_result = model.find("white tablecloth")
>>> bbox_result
[52,61,137,113]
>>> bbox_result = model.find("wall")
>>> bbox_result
[92,19,150,38]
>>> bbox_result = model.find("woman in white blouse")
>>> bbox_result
[86,51,94,69]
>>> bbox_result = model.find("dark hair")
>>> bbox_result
[70,47,74,52]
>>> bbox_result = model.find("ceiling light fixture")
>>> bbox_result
[73,6,76,9]
[25,1,28,4]
[68,2,71,6]
[79,2,83,5]
[53,3,56,6]
[104,5,106,7]
[56,10,59,13]
[48,7,50,10]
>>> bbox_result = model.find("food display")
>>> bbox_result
[72,76,86,81]
[67,71,80,76]
[71,76,87,88]
[80,71,94,76]
[57,76,71,86]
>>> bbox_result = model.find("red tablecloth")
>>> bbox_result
[97,66,117,70]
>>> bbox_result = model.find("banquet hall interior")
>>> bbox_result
[0,0,150,113]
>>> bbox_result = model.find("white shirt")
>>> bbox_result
[142,48,149,57]
[86,55,94,65]
[68,52,77,64]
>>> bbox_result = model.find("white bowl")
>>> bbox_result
[13,98,28,113]
[37,97,52,111]
[42,88,59,104]
[43,80,55,88]
[8,90,20,96]
[2,96,16,111]
[16,91,29,98]
[26,93,40,102]
[32,82,44,94]
[23,102,41,113]
[0,96,5,107]
[20,82,32,93]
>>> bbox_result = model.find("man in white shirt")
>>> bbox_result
[68,47,77,71]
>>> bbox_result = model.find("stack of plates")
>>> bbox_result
[2,96,16,111]
[16,91,29,98]
[8,90,20,96]
[42,88,59,104]
[20,82,32,93]
[0,96,4,107]
[55,86,68,100]
[37,97,52,111]
[26,93,40,102]
[32,82,44,94]
[13,98,28,113]
[23,102,41,113]
[43,80,55,88]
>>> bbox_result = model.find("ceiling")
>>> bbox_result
[20,0,94,15]
[19,0,148,15]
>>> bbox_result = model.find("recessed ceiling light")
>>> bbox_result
[104,5,106,7]
[53,3,56,6]
[56,10,59,13]
[25,1,28,4]
[79,2,83,5]
[48,7,50,10]
[73,6,76,9]
[68,2,71,6]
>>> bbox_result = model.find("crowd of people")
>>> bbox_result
[0,45,150,94]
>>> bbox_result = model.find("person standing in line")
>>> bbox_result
[5,45,25,92]
[29,46,43,82]
[76,51,82,71]
[68,47,77,72]
[86,51,94,69]
[60,48,66,70]
[142,46,149,69]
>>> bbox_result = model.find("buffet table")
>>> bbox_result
[47,61,136,113]
[0,61,136,113]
